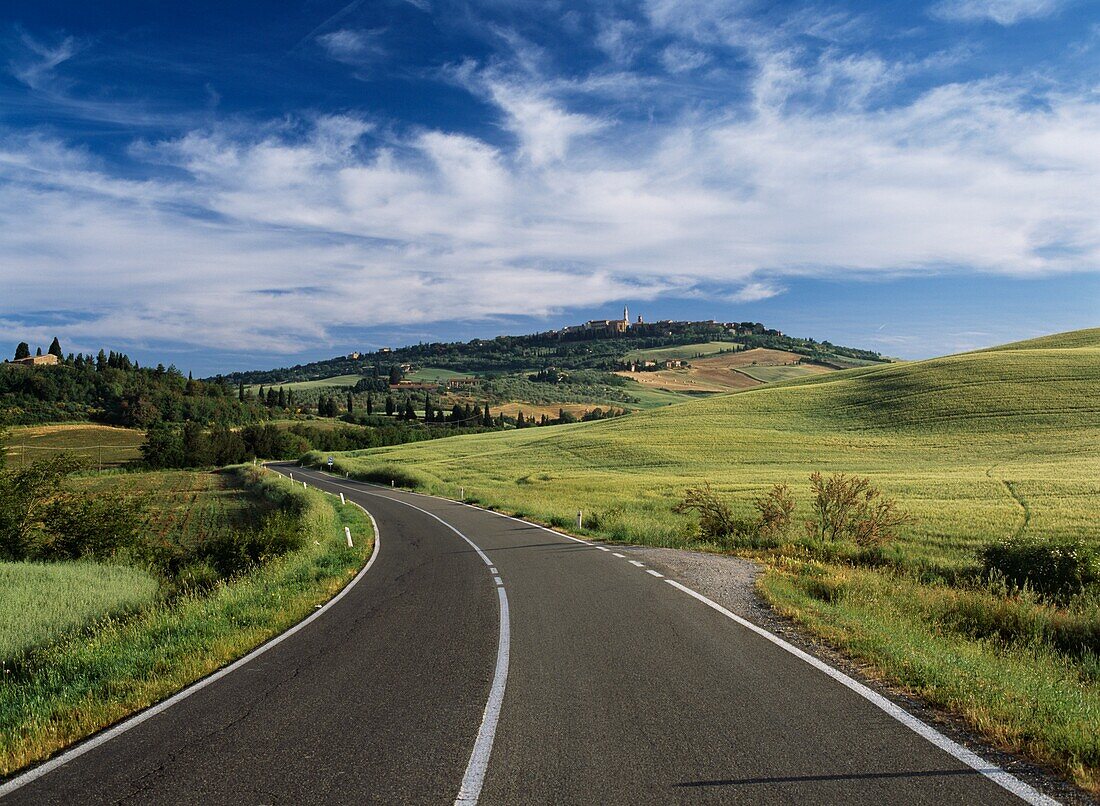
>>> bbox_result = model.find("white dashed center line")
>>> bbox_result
[612,552,625,558]
[646,570,664,578]
[628,560,645,567]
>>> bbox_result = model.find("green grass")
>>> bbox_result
[406,367,470,382]
[0,563,158,664]
[0,467,372,777]
[617,381,701,408]
[246,373,363,393]
[316,328,1100,790]
[733,365,821,383]
[4,424,144,468]
[624,340,739,361]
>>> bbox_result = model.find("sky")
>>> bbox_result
[1,0,1098,375]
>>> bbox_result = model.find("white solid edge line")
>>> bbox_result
[661,579,1057,806]
[301,470,508,806]
[0,482,382,800]
[334,472,1059,806]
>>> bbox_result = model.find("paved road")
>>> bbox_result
[2,464,1051,805]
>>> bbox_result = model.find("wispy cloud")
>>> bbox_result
[317,28,388,65]
[9,30,78,91]
[929,0,1068,25]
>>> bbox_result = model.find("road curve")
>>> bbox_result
[2,463,1052,804]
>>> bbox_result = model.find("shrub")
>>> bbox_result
[197,511,306,579]
[755,483,794,541]
[0,454,84,560]
[981,537,1100,600]
[39,490,148,561]
[674,483,748,542]
[805,472,910,547]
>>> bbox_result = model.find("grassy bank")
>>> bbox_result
[0,466,372,777]
[306,329,1100,791]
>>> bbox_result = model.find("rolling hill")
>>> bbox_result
[318,328,1100,571]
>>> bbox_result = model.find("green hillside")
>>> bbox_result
[315,329,1100,788]
[981,327,1100,352]
[324,332,1099,566]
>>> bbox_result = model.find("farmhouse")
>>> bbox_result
[446,377,481,389]
[8,354,59,367]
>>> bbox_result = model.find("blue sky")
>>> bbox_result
[1,0,1097,375]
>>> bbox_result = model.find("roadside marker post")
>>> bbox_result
[460,487,464,500]
[344,527,354,548]
[289,473,294,481]
[340,493,345,505]
[577,510,583,529]
[391,480,395,488]
[303,481,308,489]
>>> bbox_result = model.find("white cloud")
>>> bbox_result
[317,28,387,64]
[10,31,78,91]
[3,11,1100,359]
[930,0,1067,25]
[660,44,710,74]
[729,281,785,302]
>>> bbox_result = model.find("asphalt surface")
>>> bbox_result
[2,464,1045,805]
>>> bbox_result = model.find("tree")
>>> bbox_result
[385,395,395,416]
[278,387,287,408]
[366,393,373,415]
[96,349,107,371]
[347,393,354,415]
[35,347,42,357]
[48,337,62,358]
[402,398,416,421]
[389,365,402,385]
[14,342,30,360]
[423,391,432,422]
[482,405,493,427]
[238,382,246,402]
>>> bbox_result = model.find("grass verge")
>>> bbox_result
[0,466,372,778]
[758,560,1100,792]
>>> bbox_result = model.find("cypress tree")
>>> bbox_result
[238,382,246,402]
[482,405,492,427]
[385,395,395,416]
[96,350,107,371]
[48,337,62,357]
[403,398,416,420]
[287,389,295,408]
[366,393,373,415]
[347,392,354,415]
[516,411,525,427]
[14,342,30,360]
[35,347,42,356]
[278,387,287,408]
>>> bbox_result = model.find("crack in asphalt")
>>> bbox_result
[110,667,303,805]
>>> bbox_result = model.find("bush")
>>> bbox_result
[755,483,794,541]
[196,511,306,579]
[39,490,147,561]
[805,472,910,547]
[0,454,84,560]
[674,483,745,541]
[981,537,1100,600]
